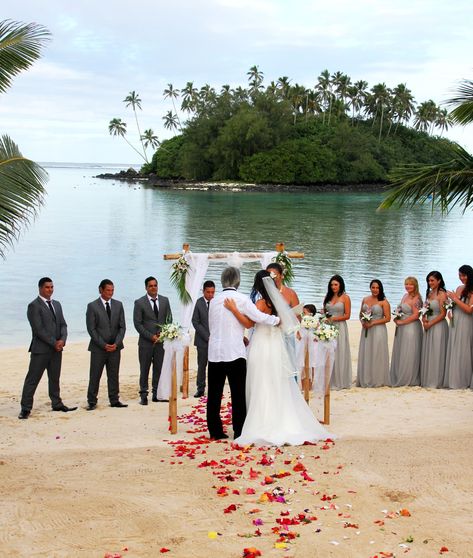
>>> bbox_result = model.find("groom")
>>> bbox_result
[207,266,280,440]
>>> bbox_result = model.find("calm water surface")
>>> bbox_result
[1,163,472,347]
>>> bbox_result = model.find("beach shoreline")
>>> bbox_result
[1,323,472,556]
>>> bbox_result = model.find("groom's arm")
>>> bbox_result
[241,298,280,326]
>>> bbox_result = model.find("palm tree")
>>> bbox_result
[347,80,368,124]
[109,118,145,160]
[366,83,392,142]
[276,76,291,100]
[140,129,160,150]
[380,77,473,212]
[434,108,452,135]
[0,20,50,258]
[163,83,182,131]
[123,90,146,160]
[413,100,438,133]
[391,83,415,133]
[162,111,179,132]
[315,69,333,125]
[247,65,264,98]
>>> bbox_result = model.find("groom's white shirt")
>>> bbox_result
[208,288,280,362]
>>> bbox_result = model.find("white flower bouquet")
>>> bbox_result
[419,301,433,319]
[159,322,183,342]
[360,308,372,338]
[444,298,456,326]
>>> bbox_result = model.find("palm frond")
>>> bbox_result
[0,20,51,94]
[0,135,48,257]
[446,79,473,126]
[379,144,473,213]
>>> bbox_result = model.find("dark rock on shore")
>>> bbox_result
[96,170,389,193]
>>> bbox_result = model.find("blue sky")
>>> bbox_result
[2,0,472,164]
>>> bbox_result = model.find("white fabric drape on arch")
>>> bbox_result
[297,332,337,392]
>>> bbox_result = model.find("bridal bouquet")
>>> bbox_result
[313,319,339,342]
[360,308,372,338]
[392,305,405,336]
[159,322,183,342]
[170,255,192,304]
[300,314,319,329]
[444,299,456,326]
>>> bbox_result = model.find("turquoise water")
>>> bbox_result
[1,163,472,347]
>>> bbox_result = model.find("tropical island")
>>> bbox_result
[102,67,457,191]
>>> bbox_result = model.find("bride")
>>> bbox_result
[224,270,333,446]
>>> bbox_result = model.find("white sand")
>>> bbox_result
[1,322,472,557]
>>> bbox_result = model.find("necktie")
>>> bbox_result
[46,300,56,321]
[105,301,111,321]
[152,298,159,320]
[207,300,210,311]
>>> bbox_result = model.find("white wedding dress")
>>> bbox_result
[234,323,333,447]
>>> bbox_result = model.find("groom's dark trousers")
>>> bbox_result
[207,358,246,438]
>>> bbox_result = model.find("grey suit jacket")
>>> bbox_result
[28,297,67,353]
[86,298,126,352]
[133,294,172,347]
[192,296,210,349]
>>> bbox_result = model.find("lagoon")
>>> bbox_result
[1,163,472,347]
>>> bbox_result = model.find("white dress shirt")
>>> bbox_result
[208,288,280,362]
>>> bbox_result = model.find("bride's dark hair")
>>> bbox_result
[251,270,278,316]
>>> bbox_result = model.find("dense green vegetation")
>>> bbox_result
[146,67,457,185]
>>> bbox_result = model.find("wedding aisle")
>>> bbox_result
[0,326,472,557]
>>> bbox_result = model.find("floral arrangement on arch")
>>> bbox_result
[170,254,192,304]
[272,251,294,285]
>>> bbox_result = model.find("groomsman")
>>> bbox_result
[18,277,77,419]
[192,280,215,398]
[266,262,300,308]
[207,267,280,440]
[86,279,127,410]
[133,276,172,404]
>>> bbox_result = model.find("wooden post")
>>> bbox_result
[302,343,310,403]
[182,346,189,398]
[169,353,178,434]
[276,242,285,253]
[322,355,331,425]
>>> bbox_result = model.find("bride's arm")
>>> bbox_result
[224,298,255,328]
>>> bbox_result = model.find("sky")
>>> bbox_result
[2,0,473,164]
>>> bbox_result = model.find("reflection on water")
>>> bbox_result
[0,165,471,347]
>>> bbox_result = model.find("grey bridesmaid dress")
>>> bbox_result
[326,301,352,389]
[444,297,473,389]
[357,303,390,387]
[390,302,422,387]
[420,299,449,388]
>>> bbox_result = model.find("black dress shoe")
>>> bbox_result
[211,433,229,440]
[86,404,96,411]
[110,401,128,408]
[139,396,148,405]
[157,398,169,402]
[18,409,30,419]
[152,393,158,402]
[194,391,204,398]
[53,404,78,412]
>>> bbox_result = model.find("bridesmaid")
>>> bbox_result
[323,274,352,389]
[444,264,473,389]
[357,279,391,387]
[390,276,423,386]
[420,271,449,388]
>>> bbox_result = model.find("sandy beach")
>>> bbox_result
[1,321,472,557]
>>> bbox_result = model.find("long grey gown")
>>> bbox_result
[326,301,352,389]
[356,303,390,387]
[420,299,449,388]
[390,303,422,386]
[444,297,473,389]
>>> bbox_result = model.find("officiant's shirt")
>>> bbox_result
[208,288,279,362]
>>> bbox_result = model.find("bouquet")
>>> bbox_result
[419,301,433,320]
[313,319,339,342]
[392,305,404,335]
[360,308,372,338]
[300,314,319,330]
[444,299,456,327]
[170,255,191,304]
[159,322,183,342]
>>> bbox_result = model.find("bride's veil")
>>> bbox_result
[262,276,299,377]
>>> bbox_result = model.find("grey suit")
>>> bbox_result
[192,296,210,394]
[133,294,172,396]
[20,297,67,411]
[86,297,126,405]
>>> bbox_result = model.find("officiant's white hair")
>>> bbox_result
[221,267,240,289]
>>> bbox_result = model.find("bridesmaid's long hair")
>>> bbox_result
[370,279,386,301]
[324,274,346,307]
[251,270,277,315]
[459,264,473,301]
[425,270,446,300]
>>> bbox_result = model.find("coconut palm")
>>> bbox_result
[140,129,160,150]
[163,83,182,131]
[315,69,333,125]
[163,111,179,132]
[123,90,147,160]
[380,77,473,212]
[413,100,438,133]
[247,65,264,98]
[0,20,50,257]
[391,83,415,133]
[109,118,146,161]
